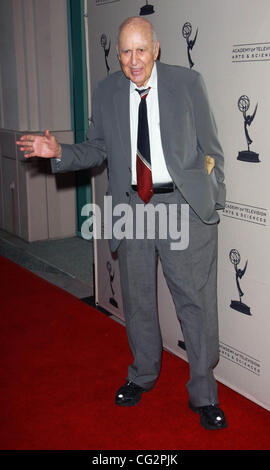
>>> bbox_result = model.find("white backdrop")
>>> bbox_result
[86,0,270,411]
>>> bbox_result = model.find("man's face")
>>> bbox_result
[118,22,159,87]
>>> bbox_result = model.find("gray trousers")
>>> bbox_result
[117,188,220,407]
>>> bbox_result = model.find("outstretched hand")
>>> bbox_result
[16,130,62,159]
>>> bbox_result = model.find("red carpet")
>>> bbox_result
[0,254,269,450]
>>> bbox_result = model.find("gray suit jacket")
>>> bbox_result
[51,61,226,251]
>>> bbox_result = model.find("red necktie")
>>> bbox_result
[136,87,153,204]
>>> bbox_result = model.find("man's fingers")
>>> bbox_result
[15,131,57,159]
[24,154,36,159]
[17,134,36,142]
[23,151,36,158]
[19,145,34,153]
[20,140,35,145]
[19,144,34,150]
[16,137,37,148]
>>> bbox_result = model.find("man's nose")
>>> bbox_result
[130,51,137,65]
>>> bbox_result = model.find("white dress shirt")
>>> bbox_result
[129,63,172,185]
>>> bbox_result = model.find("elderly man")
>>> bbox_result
[17,17,227,430]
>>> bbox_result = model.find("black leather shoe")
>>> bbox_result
[188,401,228,430]
[115,381,147,406]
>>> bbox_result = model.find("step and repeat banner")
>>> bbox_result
[85,0,270,411]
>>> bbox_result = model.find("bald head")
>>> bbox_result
[118,17,158,52]
[117,16,160,87]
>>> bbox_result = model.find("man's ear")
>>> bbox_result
[154,40,160,60]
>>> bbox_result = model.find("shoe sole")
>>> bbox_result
[188,401,228,430]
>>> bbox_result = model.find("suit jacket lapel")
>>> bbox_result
[113,74,131,167]
[156,61,176,163]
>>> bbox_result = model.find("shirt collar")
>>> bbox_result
[130,62,157,93]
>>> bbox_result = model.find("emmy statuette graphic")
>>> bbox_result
[229,249,251,315]
[182,22,198,69]
[100,33,111,75]
[106,261,118,308]
[237,95,259,162]
[140,1,155,15]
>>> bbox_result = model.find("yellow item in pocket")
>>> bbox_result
[205,155,215,175]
